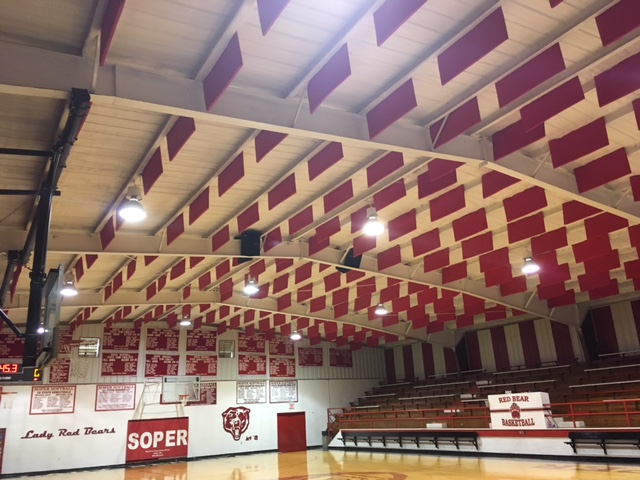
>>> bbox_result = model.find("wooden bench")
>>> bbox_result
[340,429,479,450]
[569,379,640,390]
[565,431,640,455]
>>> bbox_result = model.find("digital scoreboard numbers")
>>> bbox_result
[0,364,19,374]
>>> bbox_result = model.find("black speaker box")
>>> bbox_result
[336,248,362,274]
[238,229,261,264]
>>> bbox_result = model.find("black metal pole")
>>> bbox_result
[0,308,24,337]
[0,148,52,157]
[0,251,19,308]
[22,89,91,368]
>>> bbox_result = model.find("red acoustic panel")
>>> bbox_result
[354,295,371,312]
[574,148,630,193]
[388,209,417,242]
[295,263,312,284]
[500,276,527,296]
[255,130,287,163]
[99,0,125,65]
[308,142,343,181]
[323,272,341,292]
[374,180,406,210]
[433,297,455,314]
[463,294,485,315]
[324,180,353,214]
[100,216,116,250]
[380,284,400,303]
[423,248,449,273]
[211,225,230,252]
[257,0,289,35]
[264,227,282,252]
[634,99,640,129]
[353,234,376,256]
[428,159,463,180]
[430,185,465,222]
[547,290,575,308]
[631,175,640,201]
[417,287,438,305]
[453,208,487,241]
[189,257,203,269]
[549,117,609,168]
[297,284,313,303]
[411,229,440,257]
[417,170,457,199]
[316,216,341,242]
[625,260,640,279]
[503,187,547,222]
[237,202,259,233]
[430,97,481,148]
[144,256,157,266]
[442,261,467,284]
[585,213,629,238]
[392,296,411,313]
[629,225,640,248]
[309,234,329,256]
[579,272,612,292]
[288,206,313,236]
[273,274,289,294]
[166,214,185,246]
[218,153,244,197]
[507,212,545,243]
[357,278,376,297]
[350,206,368,234]
[461,232,493,259]
[493,120,546,161]
[438,8,508,85]
[308,43,351,113]
[573,235,612,263]
[277,293,291,311]
[479,247,509,273]
[310,296,326,313]
[538,263,571,286]
[584,250,620,275]
[142,148,163,195]
[203,32,243,110]
[216,260,230,279]
[484,265,512,287]
[377,245,401,271]
[562,201,600,224]
[249,259,266,279]
[367,79,417,139]
[596,0,640,47]
[367,152,404,188]
[373,0,427,46]
[482,171,519,198]
[520,77,584,132]
[189,187,209,225]
[536,250,558,270]
[595,51,640,107]
[268,173,296,210]
[334,303,349,319]
[332,287,349,306]
[496,43,565,108]
[167,116,195,161]
[588,279,619,300]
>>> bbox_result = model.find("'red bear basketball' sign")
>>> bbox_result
[126,417,189,462]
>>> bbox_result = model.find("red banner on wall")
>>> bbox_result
[49,358,70,383]
[103,329,140,351]
[186,330,217,352]
[238,333,266,353]
[145,354,179,377]
[146,328,180,351]
[268,337,294,356]
[298,347,323,367]
[330,348,353,367]
[0,334,25,358]
[269,357,295,378]
[126,417,189,463]
[238,354,267,375]
[186,355,217,376]
[101,352,139,376]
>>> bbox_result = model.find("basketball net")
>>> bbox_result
[179,394,189,407]
[61,340,92,379]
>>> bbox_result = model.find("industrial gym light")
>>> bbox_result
[363,206,385,236]
[118,184,147,222]
[290,331,302,341]
[179,316,192,327]
[374,303,388,315]
[522,257,540,275]
[243,279,259,295]
[60,271,78,297]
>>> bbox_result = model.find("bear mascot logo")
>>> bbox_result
[510,402,521,419]
[222,407,251,441]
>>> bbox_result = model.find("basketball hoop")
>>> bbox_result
[179,394,189,407]
[63,339,95,379]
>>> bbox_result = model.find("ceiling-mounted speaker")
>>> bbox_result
[336,248,362,274]
[238,229,262,264]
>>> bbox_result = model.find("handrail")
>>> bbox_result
[327,398,640,433]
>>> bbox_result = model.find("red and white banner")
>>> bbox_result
[238,333,266,353]
[186,355,217,376]
[146,328,180,351]
[0,334,25,358]
[238,354,267,375]
[298,347,323,366]
[186,330,217,352]
[102,329,140,351]
[30,386,76,415]
[48,358,70,383]
[145,354,179,377]
[126,417,189,463]
[269,357,295,378]
[101,352,139,376]
[329,348,353,367]
[95,384,136,411]
[268,337,294,356]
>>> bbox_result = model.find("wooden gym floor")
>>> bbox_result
[8,450,640,480]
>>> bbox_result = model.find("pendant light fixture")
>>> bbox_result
[522,256,540,275]
[118,184,147,222]
[363,206,385,236]
[374,303,388,315]
[60,271,78,297]
[243,279,259,295]
[290,331,302,341]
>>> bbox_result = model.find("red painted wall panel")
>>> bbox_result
[591,306,619,355]
[465,332,482,371]
[491,327,510,371]
[519,321,541,367]
[403,345,415,381]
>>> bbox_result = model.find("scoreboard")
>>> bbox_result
[0,365,41,382]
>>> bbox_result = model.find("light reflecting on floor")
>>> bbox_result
[9,450,640,480]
